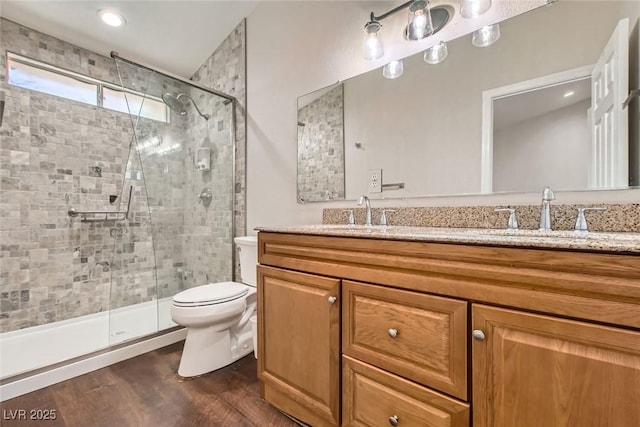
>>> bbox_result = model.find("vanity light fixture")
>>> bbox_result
[383,60,404,79]
[460,0,492,19]
[363,1,445,61]
[424,41,448,64]
[98,9,126,27]
[472,23,501,47]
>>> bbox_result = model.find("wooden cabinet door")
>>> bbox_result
[473,304,640,427]
[257,265,341,427]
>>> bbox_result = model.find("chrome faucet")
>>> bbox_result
[358,195,372,226]
[538,186,556,231]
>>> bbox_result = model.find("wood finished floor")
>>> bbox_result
[0,341,298,427]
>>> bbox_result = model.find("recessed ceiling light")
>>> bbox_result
[98,10,126,27]
[563,90,575,98]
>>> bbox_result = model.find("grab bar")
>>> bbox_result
[67,208,128,222]
[68,186,132,223]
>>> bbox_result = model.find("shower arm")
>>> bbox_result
[177,94,210,120]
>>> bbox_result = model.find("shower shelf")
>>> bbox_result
[68,186,132,223]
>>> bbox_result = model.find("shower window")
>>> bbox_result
[7,53,98,105]
[102,87,168,122]
[6,52,169,123]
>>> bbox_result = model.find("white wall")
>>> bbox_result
[493,100,591,192]
[246,1,640,231]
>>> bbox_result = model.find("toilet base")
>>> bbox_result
[177,320,254,378]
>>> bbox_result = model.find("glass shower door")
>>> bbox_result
[109,56,235,344]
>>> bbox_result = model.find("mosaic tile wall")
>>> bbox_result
[0,18,243,332]
[297,84,345,202]
[191,19,247,280]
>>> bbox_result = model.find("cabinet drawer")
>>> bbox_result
[343,280,467,400]
[343,355,469,427]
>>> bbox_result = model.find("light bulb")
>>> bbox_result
[424,41,448,64]
[460,0,492,19]
[472,24,500,47]
[363,21,384,60]
[407,0,433,41]
[383,60,404,79]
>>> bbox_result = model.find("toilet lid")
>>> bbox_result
[172,282,248,306]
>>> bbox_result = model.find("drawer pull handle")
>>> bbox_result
[472,329,485,341]
[388,328,398,338]
[328,296,337,304]
[389,415,399,426]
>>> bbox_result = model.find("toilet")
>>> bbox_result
[171,236,258,377]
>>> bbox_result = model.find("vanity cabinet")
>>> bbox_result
[257,265,341,426]
[257,231,640,427]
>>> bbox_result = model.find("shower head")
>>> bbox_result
[162,93,210,121]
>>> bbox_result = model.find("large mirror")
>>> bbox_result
[297,0,640,202]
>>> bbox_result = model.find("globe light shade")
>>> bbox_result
[364,21,384,60]
[383,60,404,79]
[460,0,492,19]
[424,41,448,64]
[472,24,500,47]
[406,0,433,41]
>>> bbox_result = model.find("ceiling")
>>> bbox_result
[494,77,592,131]
[0,1,259,78]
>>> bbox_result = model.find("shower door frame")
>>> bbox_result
[111,50,240,284]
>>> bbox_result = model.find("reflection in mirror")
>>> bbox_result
[297,82,345,202]
[485,67,593,193]
[296,1,639,203]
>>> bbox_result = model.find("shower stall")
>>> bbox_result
[0,18,238,399]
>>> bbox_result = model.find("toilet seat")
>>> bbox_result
[172,282,248,307]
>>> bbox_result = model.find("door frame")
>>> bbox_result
[480,65,593,194]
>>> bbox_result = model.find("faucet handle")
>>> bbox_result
[379,209,395,226]
[574,207,607,231]
[342,209,355,225]
[542,186,556,201]
[495,208,519,230]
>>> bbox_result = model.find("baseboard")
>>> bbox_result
[0,328,187,401]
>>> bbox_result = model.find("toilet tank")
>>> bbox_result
[234,236,257,286]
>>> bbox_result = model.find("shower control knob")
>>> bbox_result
[328,296,337,304]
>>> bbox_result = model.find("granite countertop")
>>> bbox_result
[256,225,640,253]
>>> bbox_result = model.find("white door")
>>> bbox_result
[590,18,629,189]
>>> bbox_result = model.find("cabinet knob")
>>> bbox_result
[389,415,399,426]
[388,328,398,338]
[328,296,337,304]
[472,329,485,341]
